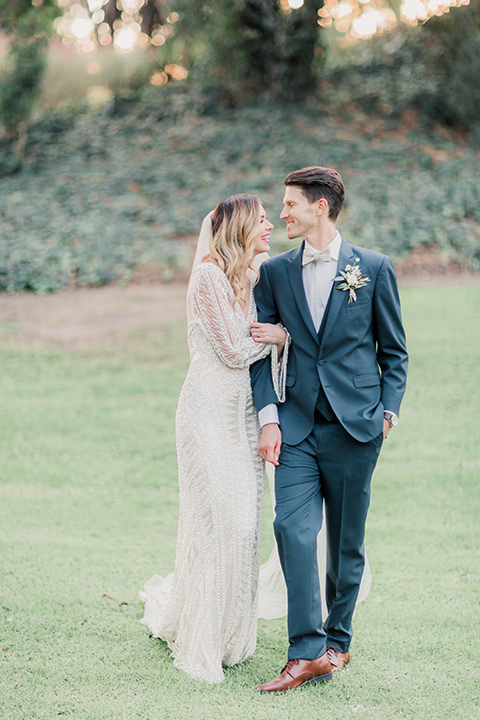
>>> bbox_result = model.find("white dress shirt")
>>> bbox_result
[302,232,341,332]
[258,232,341,427]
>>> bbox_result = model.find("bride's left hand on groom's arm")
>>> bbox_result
[250,321,287,347]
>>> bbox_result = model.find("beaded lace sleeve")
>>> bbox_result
[191,264,272,369]
[270,329,290,403]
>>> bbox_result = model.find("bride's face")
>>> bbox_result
[252,205,274,256]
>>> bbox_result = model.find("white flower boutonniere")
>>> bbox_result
[334,258,370,303]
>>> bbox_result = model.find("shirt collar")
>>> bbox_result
[304,230,341,262]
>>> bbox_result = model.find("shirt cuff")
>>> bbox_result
[258,404,279,427]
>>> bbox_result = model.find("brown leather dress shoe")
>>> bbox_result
[327,645,350,671]
[257,653,333,693]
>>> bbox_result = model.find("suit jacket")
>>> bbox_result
[250,237,408,445]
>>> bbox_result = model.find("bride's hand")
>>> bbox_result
[250,321,287,347]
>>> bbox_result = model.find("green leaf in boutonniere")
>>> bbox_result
[334,258,370,303]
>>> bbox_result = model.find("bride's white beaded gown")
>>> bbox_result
[139,261,277,684]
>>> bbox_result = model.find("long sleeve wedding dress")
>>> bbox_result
[139,261,277,684]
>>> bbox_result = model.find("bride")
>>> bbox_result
[139,194,289,684]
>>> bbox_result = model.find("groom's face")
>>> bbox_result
[280,186,317,240]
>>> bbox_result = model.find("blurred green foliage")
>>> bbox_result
[0,87,479,293]
[2,1,480,140]
[0,0,57,138]
[326,0,480,131]
[174,0,323,100]
[419,0,480,130]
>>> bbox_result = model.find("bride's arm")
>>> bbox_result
[191,264,272,370]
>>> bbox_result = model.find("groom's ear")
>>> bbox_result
[316,198,328,216]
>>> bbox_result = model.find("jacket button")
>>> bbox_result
[313,385,319,392]
[318,359,325,366]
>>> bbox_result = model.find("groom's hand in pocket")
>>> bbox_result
[383,418,392,440]
[258,423,282,466]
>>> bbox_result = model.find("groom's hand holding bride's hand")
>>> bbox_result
[258,423,282,466]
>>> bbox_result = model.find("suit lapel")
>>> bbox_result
[286,240,319,344]
[320,237,355,351]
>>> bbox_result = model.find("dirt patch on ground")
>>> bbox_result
[0,283,188,351]
[0,264,478,352]
[394,244,477,285]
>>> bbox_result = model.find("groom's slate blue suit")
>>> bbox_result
[251,237,408,660]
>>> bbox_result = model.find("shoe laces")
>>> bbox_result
[281,659,300,678]
[327,646,340,667]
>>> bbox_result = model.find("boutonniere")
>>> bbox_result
[334,258,370,303]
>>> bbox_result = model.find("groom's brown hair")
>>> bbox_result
[284,166,345,221]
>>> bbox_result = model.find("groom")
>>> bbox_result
[250,166,408,692]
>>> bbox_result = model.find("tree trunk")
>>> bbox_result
[281,0,323,100]
[237,0,282,90]
[140,0,167,36]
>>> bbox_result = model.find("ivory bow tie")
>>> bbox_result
[302,246,331,266]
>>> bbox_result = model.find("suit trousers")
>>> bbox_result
[274,416,384,659]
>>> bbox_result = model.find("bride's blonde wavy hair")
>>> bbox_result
[203,194,262,309]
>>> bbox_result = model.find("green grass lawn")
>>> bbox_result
[1,282,479,720]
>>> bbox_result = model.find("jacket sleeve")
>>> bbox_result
[192,265,271,370]
[373,256,408,415]
[250,262,283,411]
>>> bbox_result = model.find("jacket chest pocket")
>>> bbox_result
[345,297,370,310]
